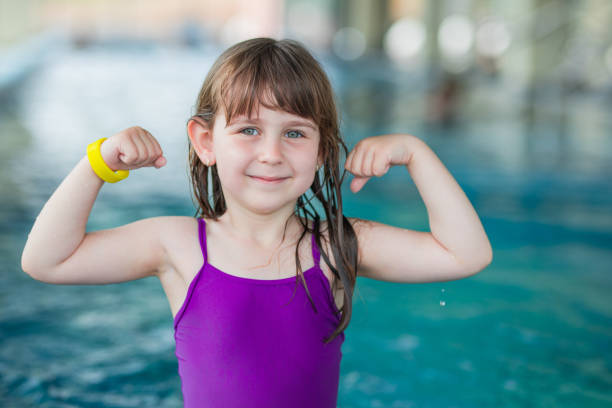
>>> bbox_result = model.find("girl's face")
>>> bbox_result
[210,104,322,215]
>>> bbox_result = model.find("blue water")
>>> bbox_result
[1,40,611,407]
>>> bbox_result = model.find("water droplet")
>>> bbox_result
[441,288,445,293]
[440,300,446,306]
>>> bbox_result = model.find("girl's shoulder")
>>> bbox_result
[315,216,364,261]
[156,215,206,253]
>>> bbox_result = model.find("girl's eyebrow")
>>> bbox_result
[228,117,317,130]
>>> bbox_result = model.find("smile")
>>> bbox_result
[248,176,288,184]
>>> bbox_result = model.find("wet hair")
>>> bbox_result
[185,37,359,344]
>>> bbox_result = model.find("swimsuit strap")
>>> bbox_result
[311,231,321,268]
[198,217,208,265]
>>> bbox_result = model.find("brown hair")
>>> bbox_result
[185,37,358,344]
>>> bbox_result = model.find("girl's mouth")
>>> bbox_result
[248,175,288,184]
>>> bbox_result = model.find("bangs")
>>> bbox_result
[217,46,323,126]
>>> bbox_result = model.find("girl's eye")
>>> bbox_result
[239,128,304,139]
[240,127,259,136]
[286,130,304,139]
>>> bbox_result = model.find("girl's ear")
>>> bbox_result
[187,117,216,166]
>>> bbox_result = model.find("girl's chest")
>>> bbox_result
[160,260,344,321]
[157,220,344,319]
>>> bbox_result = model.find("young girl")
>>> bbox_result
[21,38,492,407]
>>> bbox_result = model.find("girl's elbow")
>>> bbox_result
[21,264,48,283]
[468,251,493,277]
[482,247,493,267]
[21,259,56,284]
[457,249,492,278]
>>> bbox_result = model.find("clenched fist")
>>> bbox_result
[100,126,166,171]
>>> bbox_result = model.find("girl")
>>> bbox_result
[21,38,492,407]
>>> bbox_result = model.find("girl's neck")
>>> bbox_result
[217,208,302,252]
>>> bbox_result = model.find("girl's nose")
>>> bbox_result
[257,136,283,164]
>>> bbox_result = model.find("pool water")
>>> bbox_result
[1,43,611,407]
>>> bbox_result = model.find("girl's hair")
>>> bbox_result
[185,37,358,344]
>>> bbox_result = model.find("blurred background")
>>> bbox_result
[1,0,611,407]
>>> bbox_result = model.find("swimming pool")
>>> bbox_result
[1,41,610,407]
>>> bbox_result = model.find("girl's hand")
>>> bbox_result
[344,134,418,193]
[100,126,166,171]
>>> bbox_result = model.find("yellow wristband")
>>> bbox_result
[86,137,129,183]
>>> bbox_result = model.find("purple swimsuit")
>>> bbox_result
[173,217,345,407]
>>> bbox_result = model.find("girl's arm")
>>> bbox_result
[345,134,492,283]
[21,127,169,284]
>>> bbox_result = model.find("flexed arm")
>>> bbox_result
[21,127,168,284]
[344,134,492,283]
